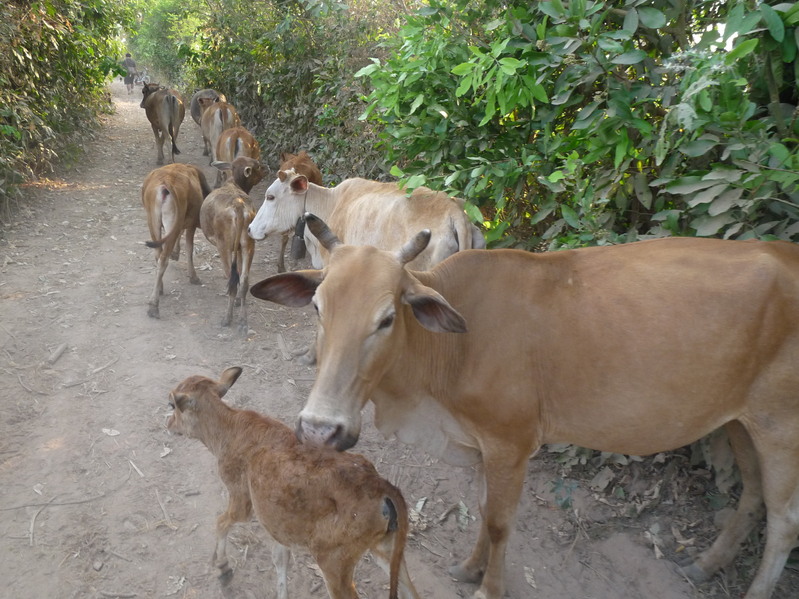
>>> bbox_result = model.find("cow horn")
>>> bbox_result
[398,230,431,265]
[304,213,341,250]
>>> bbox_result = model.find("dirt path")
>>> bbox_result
[0,80,794,599]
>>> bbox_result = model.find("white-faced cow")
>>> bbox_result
[200,101,240,163]
[140,83,185,165]
[247,172,485,271]
[189,88,226,126]
[212,126,260,188]
[166,367,420,599]
[250,214,799,599]
[199,157,265,333]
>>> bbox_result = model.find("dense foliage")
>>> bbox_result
[0,0,129,219]
[358,0,799,248]
[127,0,406,181]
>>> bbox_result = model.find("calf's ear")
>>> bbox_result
[402,283,467,334]
[250,271,323,307]
[217,367,243,397]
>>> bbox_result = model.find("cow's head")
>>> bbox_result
[212,157,266,194]
[166,367,243,440]
[248,168,308,240]
[250,214,466,450]
[140,82,162,108]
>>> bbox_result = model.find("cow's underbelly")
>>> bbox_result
[372,393,481,467]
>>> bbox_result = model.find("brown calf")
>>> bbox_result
[141,163,211,319]
[213,126,261,188]
[274,151,323,273]
[140,83,185,165]
[165,367,420,599]
[200,101,241,162]
[199,157,265,333]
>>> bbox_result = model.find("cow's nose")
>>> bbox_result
[295,418,357,451]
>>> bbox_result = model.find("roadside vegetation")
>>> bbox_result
[4,0,798,250]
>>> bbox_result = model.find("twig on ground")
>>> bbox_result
[29,495,58,546]
[155,489,175,530]
[45,343,68,365]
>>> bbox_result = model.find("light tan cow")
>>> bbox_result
[189,88,226,127]
[141,163,211,319]
[247,172,485,270]
[200,101,240,163]
[199,157,265,333]
[251,215,799,599]
[166,367,420,599]
[213,126,260,188]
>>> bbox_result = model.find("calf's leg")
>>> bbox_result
[213,492,253,582]
[184,226,200,285]
[316,551,359,599]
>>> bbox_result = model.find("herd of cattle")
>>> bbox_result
[138,82,799,599]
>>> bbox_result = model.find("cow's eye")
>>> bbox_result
[266,194,275,202]
[378,314,394,330]
[168,401,175,410]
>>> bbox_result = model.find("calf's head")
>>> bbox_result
[250,214,467,450]
[166,367,243,440]
[212,157,266,193]
[140,82,162,108]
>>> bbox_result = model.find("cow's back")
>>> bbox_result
[330,180,477,269]
[410,237,799,456]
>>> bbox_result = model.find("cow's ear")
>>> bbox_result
[290,175,309,193]
[218,367,243,397]
[250,271,323,307]
[170,392,195,412]
[402,284,467,334]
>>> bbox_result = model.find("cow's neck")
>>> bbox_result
[300,184,337,221]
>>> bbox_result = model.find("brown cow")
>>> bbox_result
[213,126,261,188]
[165,367,420,599]
[140,83,185,165]
[200,101,240,162]
[251,215,799,599]
[141,163,211,319]
[272,151,323,273]
[199,157,265,333]
[189,88,226,126]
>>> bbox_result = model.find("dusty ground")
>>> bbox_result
[1,80,796,599]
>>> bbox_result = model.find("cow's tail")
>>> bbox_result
[227,200,246,296]
[145,185,181,250]
[165,94,181,156]
[382,483,409,599]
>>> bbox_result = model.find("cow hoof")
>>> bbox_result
[295,348,316,367]
[449,562,483,584]
[679,562,710,584]
[218,565,234,585]
[190,277,201,285]
[147,306,160,319]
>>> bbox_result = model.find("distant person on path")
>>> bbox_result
[122,53,137,94]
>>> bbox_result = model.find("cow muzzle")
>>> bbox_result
[295,417,359,451]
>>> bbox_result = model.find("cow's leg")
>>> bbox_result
[739,419,799,599]
[184,226,200,285]
[271,543,290,599]
[236,241,254,334]
[316,551,359,599]
[370,536,421,599]
[213,492,253,582]
[148,250,170,318]
[451,447,529,599]
[151,124,165,165]
[278,232,289,273]
[681,421,764,582]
